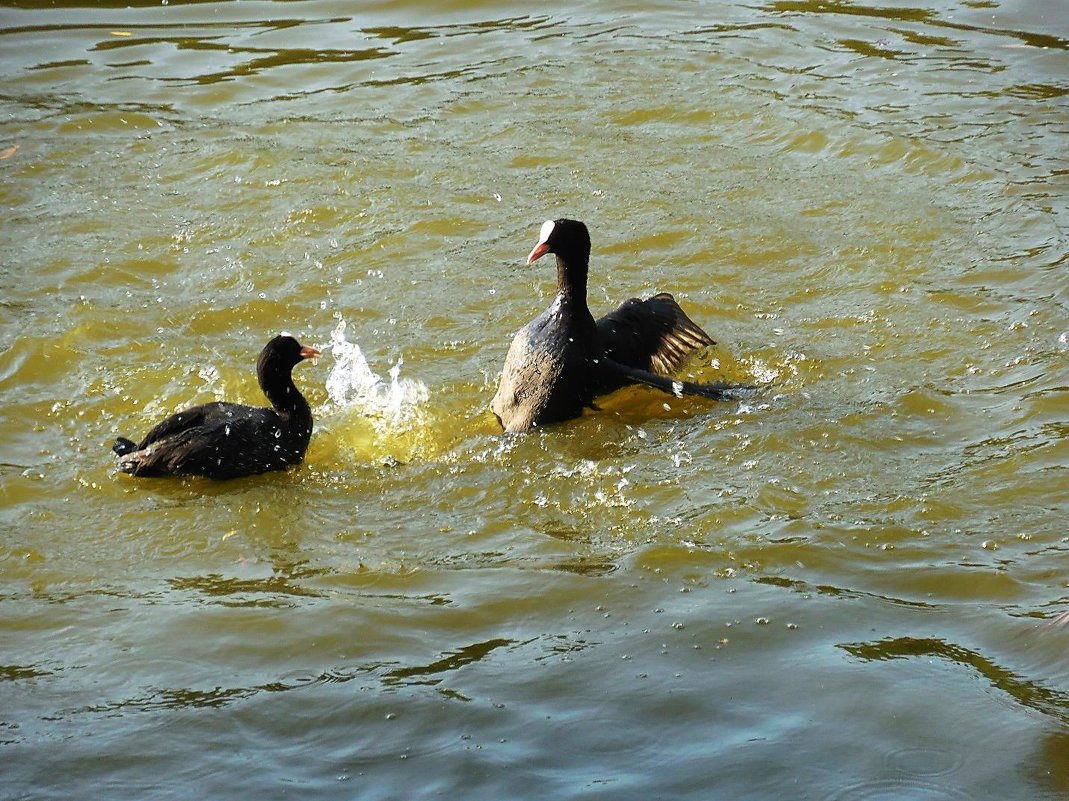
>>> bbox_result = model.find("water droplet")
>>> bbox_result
[322,318,429,430]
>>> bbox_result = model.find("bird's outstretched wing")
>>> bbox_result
[597,292,715,375]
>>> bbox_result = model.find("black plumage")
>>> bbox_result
[112,334,319,480]
[492,218,743,432]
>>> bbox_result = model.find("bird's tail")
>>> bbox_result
[605,358,759,401]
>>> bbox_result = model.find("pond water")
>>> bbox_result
[1,1,1067,798]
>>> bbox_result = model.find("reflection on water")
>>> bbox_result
[0,664,54,682]
[60,636,521,716]
[95,36,394,87]
[1,0,1067,799]
[381,637,513,689]
[840,636,1069,724]
[767,0,1069,49]
[167,564,329,606]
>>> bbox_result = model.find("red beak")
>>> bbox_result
[527,241,550,264]
[300,346,321,360]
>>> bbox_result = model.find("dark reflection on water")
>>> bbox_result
[840,636,1069,724]
[166,551,331,603]
[60,637,521,717]
[96,38,394,86]
[365,25,437,45]
[837,37,902,59]
[755,575,938,608]
[545,559,618,576]
[11,585,166,605]
[767,1,938,23]
[65,683,253,714]
[1002,83,1069,101]
[0,663,54,682]
[1033,730,1069,797]
[4,1,223,7]
[365,16,550,44]
[167,573,325,605]
[29,58,91,70]
[381,637,515,688]
[0,11,556,95]
[5,94,176,116]
[361,591,453,606]
[766,0,1069,49]
[167,560,330,605]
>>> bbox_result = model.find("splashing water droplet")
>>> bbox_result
[324,318,429,429]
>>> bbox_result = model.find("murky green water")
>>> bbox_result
[2,1,1067,798]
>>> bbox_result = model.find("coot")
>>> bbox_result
[492,219,744,432]
[112,334,320,479]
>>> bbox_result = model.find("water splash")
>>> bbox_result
[747,351,807,385]
[325,318,428,429]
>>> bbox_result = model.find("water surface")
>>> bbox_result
[1,1,1067,799]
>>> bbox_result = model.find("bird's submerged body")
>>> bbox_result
[112,335,318,480]
[492,218,746,433]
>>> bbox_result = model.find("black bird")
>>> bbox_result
[492,218,744,432]
[112,334,320,479]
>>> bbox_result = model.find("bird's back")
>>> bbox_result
[116,401,307,479]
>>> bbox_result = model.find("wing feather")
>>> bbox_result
[596,292,715,375]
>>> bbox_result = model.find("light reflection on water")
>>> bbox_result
[1,0,1067,799]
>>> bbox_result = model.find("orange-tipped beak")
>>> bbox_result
[300,346,321,361]
[527,241,550,264]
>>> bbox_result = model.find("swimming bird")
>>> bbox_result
[492,218,744,432]
[112,334,320,479]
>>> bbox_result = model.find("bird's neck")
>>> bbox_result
[261,371,312,424]
[556,253,589,307]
